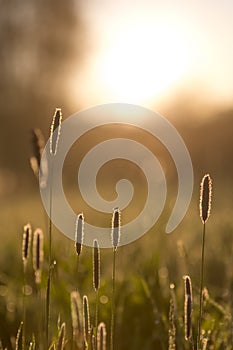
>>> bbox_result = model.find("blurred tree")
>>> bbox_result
[0,0,85,191]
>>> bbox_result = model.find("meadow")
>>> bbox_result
[0,110,232,350]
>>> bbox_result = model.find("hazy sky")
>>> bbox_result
[70,0,233,108]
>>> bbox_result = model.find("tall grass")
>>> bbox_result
[198,174,212,349]
[32,228,44,286]
[46,108,62,347]
[21,223,32,350]
[168,284,176,350]
[97,323,107,350]
[110,208,121,350]
[93,239,100,343]
[83,295,90,349]
[183,275,193,346]
[70,290,83,349]
[2,111,233,349]
[75,213,84,278]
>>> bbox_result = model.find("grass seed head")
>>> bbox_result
[92,334,96,350]
[97,322,107,350]
[75,213,84,256]
[93,239,100,291]
[22,223,32,265]
[83,295,90,345]
[183,275,192,341]
[111,207,121,250]
[50,108,62,156]
[200,174,212,224]
[33,228,44,284]
[57,322,66,350]
[168,284,176,350]
[70,290,83,348]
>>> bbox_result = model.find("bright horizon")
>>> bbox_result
[69,0,233,110]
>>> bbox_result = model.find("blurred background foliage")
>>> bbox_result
[0,0,85,194]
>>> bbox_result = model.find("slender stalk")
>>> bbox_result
[197,223,206,349]
[46,157,53,348]
[93,239,100,349]
[22,267,26,350]
[110,248,116,350]
[95,289,99,342]
[76,255,80,281]
[110,208,120,350]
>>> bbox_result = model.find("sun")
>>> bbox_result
[96,21,196,104]
[68,17,200,107]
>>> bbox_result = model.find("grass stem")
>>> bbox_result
[46,157,54,348]
[95,289,99,342]
[110,248,116,350]
[197,223,206,350]
[22,266,26,350]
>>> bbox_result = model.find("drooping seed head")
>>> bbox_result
[183,275,192,341]
[200,174,212,224]
[75,213,84,256]
[29,128,48,188]
[30,128,45,178]
[50,108,62,155]
[83,295,90,345]
[30,128,48,189]
[97,322,107,350]
[111,207,121,250]
[93,239,100,291]
[22,223,32,265]
[33,228,44,284]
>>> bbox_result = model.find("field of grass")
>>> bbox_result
[0,114,233,350]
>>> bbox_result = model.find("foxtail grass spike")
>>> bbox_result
[33,229,44,284]
[83,295,90,346]
[57,322,66,350]
[22,223,32,266]
[93,239,100,291]
[200,174,212,224]
[15,322,23,350]
[92,334,96,350]
[70,290,83,348]
[111,207,121,250]
[97,322,107,350]
[28,336,36,350]
[50,108,62,156]
[75,213,84,256]
[168,284,176,350]
[183,275,192,341]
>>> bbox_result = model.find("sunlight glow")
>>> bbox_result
[96,21,197,103]
[68,15,203,107]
